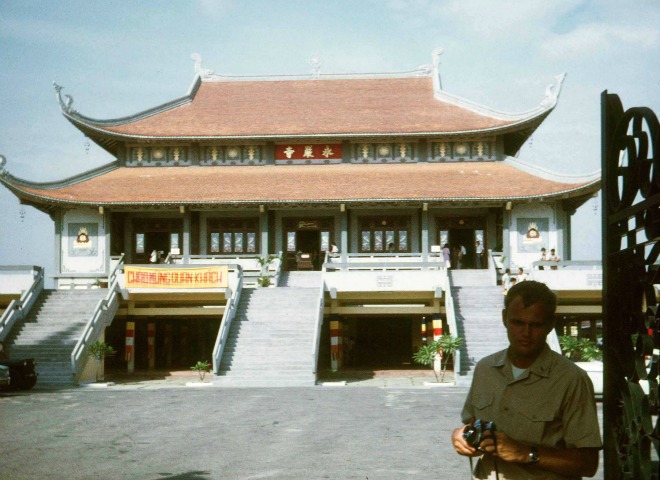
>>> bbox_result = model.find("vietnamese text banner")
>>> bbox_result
[125,266,228,289]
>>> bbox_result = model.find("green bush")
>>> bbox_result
[191,360,213,381]
[558,335,602,362]
[412,334,464,383]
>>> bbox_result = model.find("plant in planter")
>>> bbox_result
[413,334,464,383]
[88,340,116,382]
[256,254,277,273]
[257,275,271,287]
[558,335,602,362]
[558,335,603,395]
[191,360,212,382]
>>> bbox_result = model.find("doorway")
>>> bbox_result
[449,229,475,269]
[296,230,321,268]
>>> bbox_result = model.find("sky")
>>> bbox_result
[0,0,658,278]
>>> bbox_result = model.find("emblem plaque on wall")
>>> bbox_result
[68,223,98,256]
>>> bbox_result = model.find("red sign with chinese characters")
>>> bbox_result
[275,144,342,161]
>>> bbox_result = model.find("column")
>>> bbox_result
[330,315,343,372]
[260,206,269,256]
[432,314,443,373]
[421,205,430,263]
[147,322,156,370]
[183,210,191,264]
[125,320,135,373]
[340,208,348,264]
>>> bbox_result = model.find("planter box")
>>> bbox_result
[575,361,602,395]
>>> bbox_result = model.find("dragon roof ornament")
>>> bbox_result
[191,53,214,79]
[0,154,6,176]
[53,82,75,114]
[540,73,567,108]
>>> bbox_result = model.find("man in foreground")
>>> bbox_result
[451,281,601,479]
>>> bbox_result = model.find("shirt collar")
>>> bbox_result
[492,344,553,378]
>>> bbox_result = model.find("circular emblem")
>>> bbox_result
[153,149,165,160]
[227,147,239,159]
[455,144,468,155]
[378,145,390,156]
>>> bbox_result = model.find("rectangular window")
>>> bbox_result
[247,232,256,253]
[170,233,180,250]
[398,231,408,251]
[386,231,395,251]
[135,233,145,254]
[374,231,383,251]
[320,231,330,252]
[287,232,296,252]
[223,233,232,253]
[210,233,220,253]
[234,232,244,253]
[361,231,371,251]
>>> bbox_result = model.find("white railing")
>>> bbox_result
[312,251,328,380]
[70,277,122,381]
[212,266,243,374]
[441,270,461,378]
[529,261,602,290]
[0,266,44,343]
[108,254,125,285]
[324,252,445,272]
[487,249,499,286]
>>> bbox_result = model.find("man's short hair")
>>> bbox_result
[504,280,557,324]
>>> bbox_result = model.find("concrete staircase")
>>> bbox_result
[449,270,509,386]
[5,289,108,386]
[215,271,323,387]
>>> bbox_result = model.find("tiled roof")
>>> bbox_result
[4,162,600,206]
[80,78,528,137]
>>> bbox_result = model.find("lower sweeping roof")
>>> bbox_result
[1,161,600,208]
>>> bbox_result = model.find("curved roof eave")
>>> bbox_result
[0,177,601,209]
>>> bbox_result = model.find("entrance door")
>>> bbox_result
[437,217,487,269]
[133,219,183,264]
[296,230,320,269]
[283,217,334,271]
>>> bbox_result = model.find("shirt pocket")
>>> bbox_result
[512,403,557,445]
[471,394,494,416]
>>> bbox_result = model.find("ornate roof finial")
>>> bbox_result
[52,82,75,113]
[191,53,214,78]
[0,154,7,176]
[540,73,567,108]
[310,53,322,79]
[431,47,444,91]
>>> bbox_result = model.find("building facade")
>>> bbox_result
[0,51,601,382]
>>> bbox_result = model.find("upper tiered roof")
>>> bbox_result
[53,51,566,157]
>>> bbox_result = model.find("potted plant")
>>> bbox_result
[413,334,464,383]
[257,275,271,288]
[190,360,212,382]
[88,340,116,382]
[558,335,602,394]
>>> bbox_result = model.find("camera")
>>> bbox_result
[463,418,495,448]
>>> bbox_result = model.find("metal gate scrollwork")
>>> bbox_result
[602,91,659,479]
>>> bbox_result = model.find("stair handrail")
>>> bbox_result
[70,278,121,381]
[442,270,461,379]
[107,253,125,285]
[0,266,44,343]
[212,265,243,374]
[312,251,328,379]
[486,248,499,286]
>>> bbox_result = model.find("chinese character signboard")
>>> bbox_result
[275,144,342,161]
[125,266,229,289]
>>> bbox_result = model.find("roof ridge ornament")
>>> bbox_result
[0,154,6,176]
[52,82,75,114]
[431,47,444,92]
[540,73,567,108]
[191,53,214,79]
[310,54,322,79]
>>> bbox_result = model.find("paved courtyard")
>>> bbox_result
[0,379,604,479]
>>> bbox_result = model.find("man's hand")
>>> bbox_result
[477,431,527,463]
[451,423,482,458]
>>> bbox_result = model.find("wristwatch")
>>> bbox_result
[528,446,540,464]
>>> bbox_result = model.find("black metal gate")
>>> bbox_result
[602,91,659,478]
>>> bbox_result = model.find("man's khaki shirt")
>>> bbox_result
[461,345,602,479]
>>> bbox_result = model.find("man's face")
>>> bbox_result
[502,296,553,367]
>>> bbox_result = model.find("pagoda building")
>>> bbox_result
[0,51,601,384]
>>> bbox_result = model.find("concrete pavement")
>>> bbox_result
[0,376,604,479]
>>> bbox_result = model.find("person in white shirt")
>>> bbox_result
[517,267,527,282]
